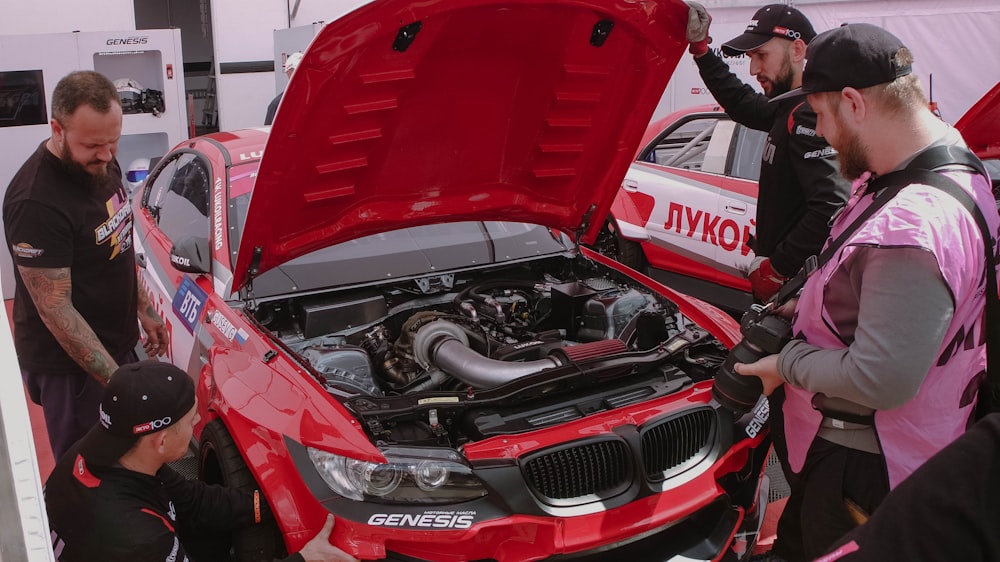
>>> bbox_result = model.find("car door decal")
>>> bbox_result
[205,307,249,346]
[172,276,209,334]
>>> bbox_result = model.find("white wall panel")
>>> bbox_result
[1,0,134,35]
[217,73,274,130]
[288,0,369,28]
[211,0,285,61]
[210,0,285,128]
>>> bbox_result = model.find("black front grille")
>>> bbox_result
[520,408,718,507]
[641,408,716,480]
[522,439,631,504]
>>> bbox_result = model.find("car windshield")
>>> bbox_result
[639,113,765,181]
[226,162,574,298]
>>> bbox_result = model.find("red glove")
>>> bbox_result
[685,1,712,57]
[747,257,787,303]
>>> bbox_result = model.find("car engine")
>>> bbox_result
[251,256,728,448]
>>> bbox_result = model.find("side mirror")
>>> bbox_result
[169,236,211,273]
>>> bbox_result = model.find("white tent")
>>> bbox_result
[657,0,1000,123]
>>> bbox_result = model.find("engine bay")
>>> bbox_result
[251,255,728,448]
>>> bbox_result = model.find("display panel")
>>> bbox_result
[0,70,47,127]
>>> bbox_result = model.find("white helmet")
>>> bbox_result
[283,51,304,75]
[114,78,144,114]
[125,158,151,191]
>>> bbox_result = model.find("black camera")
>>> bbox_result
[713,304,792,415]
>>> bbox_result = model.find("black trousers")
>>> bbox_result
[822,413,1000,561]
[771,436,889,562]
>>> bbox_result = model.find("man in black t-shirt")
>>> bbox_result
[3,70,169,460]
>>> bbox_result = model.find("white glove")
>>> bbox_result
[685,1,711,44]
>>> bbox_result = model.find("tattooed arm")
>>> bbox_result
[18,265,117,382]
[137,271,168,357]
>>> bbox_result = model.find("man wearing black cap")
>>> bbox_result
[734,23,1000,560]
[44,360,359,562]
[685,3,850,302]
[685,6,850,560]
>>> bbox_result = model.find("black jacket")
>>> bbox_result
[695,50,850,277]
[44,440,304,562]
[265,93,283,126]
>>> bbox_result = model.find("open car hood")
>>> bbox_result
[956,81,1000,160]
[235,0,689,290]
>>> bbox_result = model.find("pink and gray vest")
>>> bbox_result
[784,168,999,488]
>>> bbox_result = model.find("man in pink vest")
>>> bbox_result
[735,24,1000,561]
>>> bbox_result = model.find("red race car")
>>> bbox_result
[133,0,772,560]
[597,84,1000,316]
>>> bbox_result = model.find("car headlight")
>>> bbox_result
[307,446,488,503]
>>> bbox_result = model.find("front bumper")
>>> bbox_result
[287,400,770,562]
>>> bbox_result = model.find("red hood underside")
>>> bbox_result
[234,0,690,289]
[956,81,1000,160]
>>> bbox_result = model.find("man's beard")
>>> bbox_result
[58,142,112,191]
[837,129,871,181]
[765,56,796,99]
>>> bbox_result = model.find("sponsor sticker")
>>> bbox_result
[99,404,112,428]
[133,416,172,434]
[803,146,837,159]
[11,242,44,259]
[171,277,208,334]
[213,178,224,251]
[745,396,770,439]
[795,125,817,137]
[773,26,801,40]
[170,253,191,268]
[417,396,461,405]
[367,511,476,529]
[106,36,149,46]
[95,191,133,259]
[207,307,246,345]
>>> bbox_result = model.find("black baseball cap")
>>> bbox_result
[770,23,913,102]
[721,4,816,56]
[78,360,196,467]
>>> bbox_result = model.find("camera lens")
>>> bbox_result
[712,340,765,415]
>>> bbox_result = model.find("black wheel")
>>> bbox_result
[199,420,286,562]
[592,219,648,273]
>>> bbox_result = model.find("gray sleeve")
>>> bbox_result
[776,246,955,410]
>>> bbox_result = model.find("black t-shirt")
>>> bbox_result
[3,142,138,372]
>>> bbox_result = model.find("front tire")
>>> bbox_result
[592,219,648,273]
[199,420,285,562]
